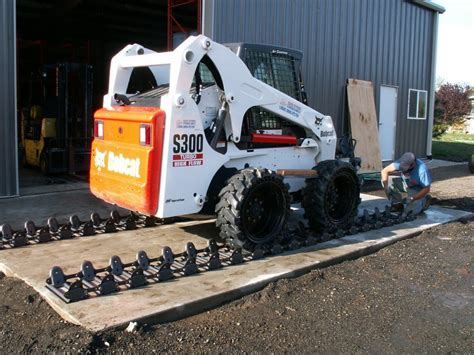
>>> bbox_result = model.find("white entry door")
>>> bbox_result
[378,85,398,161]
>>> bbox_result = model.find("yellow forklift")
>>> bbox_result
[21,105,56,173]
[21,63,93,174]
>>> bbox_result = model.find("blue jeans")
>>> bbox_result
[384,175,430,215]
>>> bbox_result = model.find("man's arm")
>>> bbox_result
[381,163,397,192]
[410,186,430,201]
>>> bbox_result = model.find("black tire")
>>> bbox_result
[215,168,291,250]
[469,154,474,174]
[302,160,360,233]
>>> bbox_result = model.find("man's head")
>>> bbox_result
[399,152,416,173]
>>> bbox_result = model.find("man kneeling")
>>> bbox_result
[381,152,432,215]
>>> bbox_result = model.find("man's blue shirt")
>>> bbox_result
[393,158,431,188]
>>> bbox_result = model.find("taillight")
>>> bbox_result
[140,124,151,146]
[94,120,104,139]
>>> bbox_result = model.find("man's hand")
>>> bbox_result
[403,196,414,205]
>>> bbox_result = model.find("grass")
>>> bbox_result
[432,132,474,161]
[434,132,474,142]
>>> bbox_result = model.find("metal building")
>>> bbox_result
[204,0,444,162]
[0,0,444,197]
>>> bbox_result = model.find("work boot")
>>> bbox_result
[422,194,432,211]
[390,203,404,213]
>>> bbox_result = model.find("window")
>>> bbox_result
[407,89,428,119]
[244,49,301,101]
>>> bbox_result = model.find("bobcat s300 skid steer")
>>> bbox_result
[90,35,360,250]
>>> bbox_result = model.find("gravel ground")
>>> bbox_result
[0,164,472,353]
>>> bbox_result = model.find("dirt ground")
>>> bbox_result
[0,164,472,353]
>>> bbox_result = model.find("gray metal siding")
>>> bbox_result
[212,0,434,158]
[0,0,19,197]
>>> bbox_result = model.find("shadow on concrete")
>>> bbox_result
[180,222,220,241]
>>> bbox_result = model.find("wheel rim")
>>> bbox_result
[241,181,287,244]
[325,169,358,222]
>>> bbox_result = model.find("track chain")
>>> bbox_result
[44,205,416,303]
[0,211,171,249]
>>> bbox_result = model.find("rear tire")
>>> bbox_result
[302,160,360,233]
[215,168,290,250]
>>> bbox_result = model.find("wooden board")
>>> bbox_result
[347,78,383,173]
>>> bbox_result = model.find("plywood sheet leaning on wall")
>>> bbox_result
[347,78,383,173]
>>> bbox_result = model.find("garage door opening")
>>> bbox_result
[16,0,200,195]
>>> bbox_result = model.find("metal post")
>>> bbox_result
[426,12,439,159]
[0,0,19,198]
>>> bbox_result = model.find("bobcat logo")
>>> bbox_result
[94,148,107,171]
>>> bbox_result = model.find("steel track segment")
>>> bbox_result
[0,210,168,250]
[45,207,415,303]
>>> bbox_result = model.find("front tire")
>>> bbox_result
[215,168,290,250]
[302,160,360,233]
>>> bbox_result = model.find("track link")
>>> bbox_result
[44,206,415,303]
[0,211,176,249]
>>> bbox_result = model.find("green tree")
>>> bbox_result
[433,83,471,137]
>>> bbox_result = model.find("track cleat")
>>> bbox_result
[252,248,265,260]
[207,240,221,270]
[91,212,102,227]
[11,232,27,247]
[157,246,174,281]
[373,207,381,220]
[49,266,66,288]
[58,225,73,239]
[25,220,36,238]
[110,210,121,225]
[104,219,116,233]
[80,260,96,282]
[37,227,52,243]
[143,216,157,228]
[270,244,283,255]
[136,250,150,270]
[230,248,244,265]
[124,216,136,230]
[128,268,146,288]
[109,255,124,276]
[70,215,81,231]
[184,242,198,275]
[1,224,13,240]
[82,221,95,236]
[47,218,60,234]
[65,281,88,302]
[98,274,117,295]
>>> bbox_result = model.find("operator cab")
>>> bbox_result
[225,43,309,150]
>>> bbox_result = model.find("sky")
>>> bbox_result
[435,0,474,86]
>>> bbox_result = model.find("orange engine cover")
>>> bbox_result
[90,106,165,215]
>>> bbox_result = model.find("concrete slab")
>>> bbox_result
[0,189,127,230]
[0,194,471,331]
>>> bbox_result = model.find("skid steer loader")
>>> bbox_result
[90,35,361,250]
